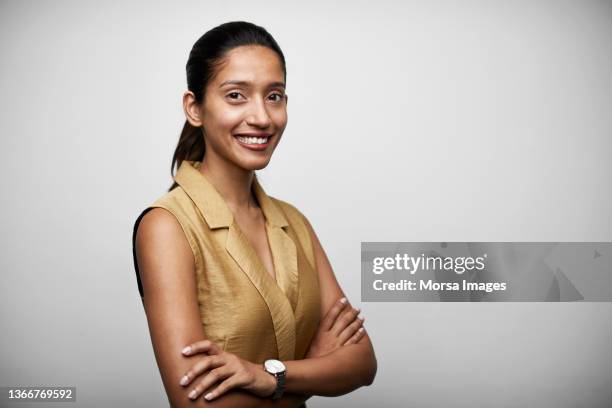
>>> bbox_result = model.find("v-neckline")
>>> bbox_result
[235,214,279,285]
[173,159,299,307]
[250,190,279,284]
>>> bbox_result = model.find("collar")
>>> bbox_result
[174,160,289,229]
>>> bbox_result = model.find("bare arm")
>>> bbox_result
[135,208,308,408]
[283,215,378,396]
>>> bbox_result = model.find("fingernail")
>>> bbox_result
[180,375,189,386]
[182,346,192,355]
[188,390,197,399]
[354,307,361,313]
[204,392,214,400]
[359,327,365,332]
[339,297,347,304]
[359,315,365,321]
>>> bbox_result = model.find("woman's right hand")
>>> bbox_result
[305,297,366,358]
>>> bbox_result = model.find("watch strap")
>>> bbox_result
[271,370,285,399]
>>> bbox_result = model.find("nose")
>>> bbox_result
[246,96,272,128]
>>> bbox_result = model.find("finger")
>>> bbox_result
[331,306,360,336]
[187,365,232,401]
[321,297,349,331]
[343,327,366,346]
[203,374,244,401]
[337,314,364,344]
[180,355,224,387]
[182,339,221,356]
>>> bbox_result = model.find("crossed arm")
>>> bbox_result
[135,208,377,407]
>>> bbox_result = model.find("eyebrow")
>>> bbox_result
[219,80,285,89]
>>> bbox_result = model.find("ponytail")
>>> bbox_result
[168,120,205,191]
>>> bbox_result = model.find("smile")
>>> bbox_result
[233,134,272,151]
[235,135,269,144]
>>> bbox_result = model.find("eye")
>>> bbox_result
[268,92,284,102]
[226,91,245,101]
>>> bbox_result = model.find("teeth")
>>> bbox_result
[236,135,269,145]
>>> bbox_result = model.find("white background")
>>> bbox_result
[1,0,611,406]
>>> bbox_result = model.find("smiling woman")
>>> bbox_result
[131,21,377,408]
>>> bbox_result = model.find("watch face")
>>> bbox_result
[264,359,286,374]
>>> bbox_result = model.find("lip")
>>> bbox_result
[234,132,273,139]
[233,133,273,151]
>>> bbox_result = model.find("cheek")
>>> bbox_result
[271,108,288,127]
[204,117,242,143]
[214,110,244,131]
[204,100,243,133]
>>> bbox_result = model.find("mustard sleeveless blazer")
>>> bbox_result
[132,160,321,364]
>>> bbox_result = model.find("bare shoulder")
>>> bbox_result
[135,208,195,283]
[136,207,186,244]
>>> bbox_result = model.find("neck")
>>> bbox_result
[198,153,259,214]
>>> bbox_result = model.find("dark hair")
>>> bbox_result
[168,21,287,191]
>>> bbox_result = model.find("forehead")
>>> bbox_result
[213,45,284,85]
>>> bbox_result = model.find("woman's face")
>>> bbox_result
[185,45,288,171]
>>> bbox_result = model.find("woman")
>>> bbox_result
[132,21,377,407]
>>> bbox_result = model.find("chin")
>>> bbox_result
[239,156,272,171]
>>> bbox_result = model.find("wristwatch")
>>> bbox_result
[263,359,286,399]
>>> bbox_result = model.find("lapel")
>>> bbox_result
[174,160,298,360]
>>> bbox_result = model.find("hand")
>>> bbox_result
[179,339,276,401]
[305,297,366,358]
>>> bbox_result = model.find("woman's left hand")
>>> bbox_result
[179,339,276,401]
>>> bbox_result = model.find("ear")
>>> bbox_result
[183,91,203,127]
[285,93,288,106]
